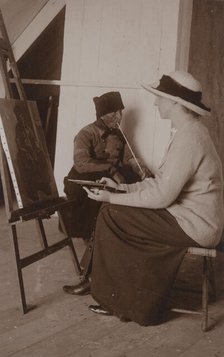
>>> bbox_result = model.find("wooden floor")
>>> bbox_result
[1,204,224,357]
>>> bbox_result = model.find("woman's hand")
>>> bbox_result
[83,187,111,202]
[98,177,119,189]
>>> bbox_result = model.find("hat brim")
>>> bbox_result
[141,82,211,117]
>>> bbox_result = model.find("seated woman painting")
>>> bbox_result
[83,71,224,325]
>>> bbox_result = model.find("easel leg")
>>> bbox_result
[36,218,48,249]
[11,224,28,314]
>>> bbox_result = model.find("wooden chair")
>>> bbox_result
[172,247,217,332]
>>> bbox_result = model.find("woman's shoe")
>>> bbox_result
[88,305,112,316]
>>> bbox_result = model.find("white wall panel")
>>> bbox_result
[151,0,181,168]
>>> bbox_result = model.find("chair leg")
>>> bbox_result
[208,258,216,301]
[202,256,209,331]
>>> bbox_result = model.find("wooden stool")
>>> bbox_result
[172,247,217,332]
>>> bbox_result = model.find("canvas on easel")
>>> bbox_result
[0,98,58,208]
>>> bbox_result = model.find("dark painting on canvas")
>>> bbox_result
[0,99,58,208]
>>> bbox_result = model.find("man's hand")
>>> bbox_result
[129,158,152,180]
[140,167,153,180]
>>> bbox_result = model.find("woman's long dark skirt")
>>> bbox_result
[91,204,199,326]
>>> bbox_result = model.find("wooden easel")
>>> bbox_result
[0,10,81,313]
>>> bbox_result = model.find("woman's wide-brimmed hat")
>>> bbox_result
[141,71,211,116]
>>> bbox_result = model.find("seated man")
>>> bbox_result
[63,91,151,295]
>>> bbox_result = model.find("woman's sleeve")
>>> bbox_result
[109,141,196,208]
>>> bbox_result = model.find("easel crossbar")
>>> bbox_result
[9,198,76,223]
[19,238,73,268]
